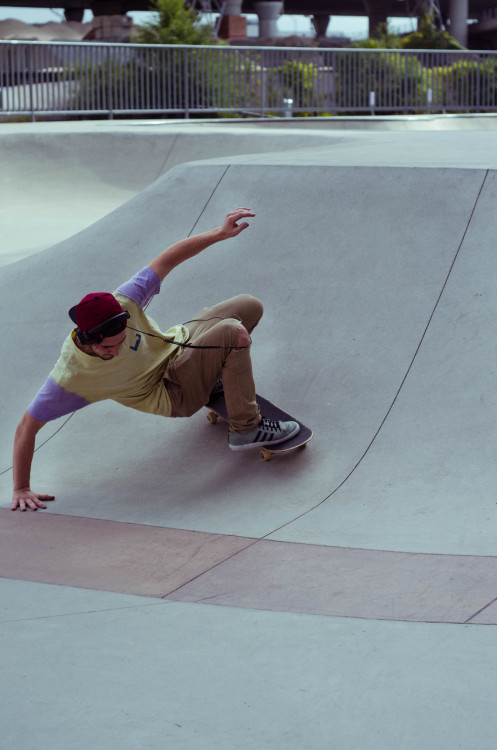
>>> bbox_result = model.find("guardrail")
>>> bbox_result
[1,40,497,120]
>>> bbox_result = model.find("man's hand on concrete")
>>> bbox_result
[11,488,55,512]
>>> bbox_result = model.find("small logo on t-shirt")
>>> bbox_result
[130,333,142,351]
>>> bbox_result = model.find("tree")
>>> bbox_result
[351,12,464,51]
[133,0,217,45]
[401,12,465,50]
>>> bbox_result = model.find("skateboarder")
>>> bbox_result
[11,208,299,512]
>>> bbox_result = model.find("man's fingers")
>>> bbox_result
[16,498,41,511]
[227,208,255,223]
[232,222,249,235]
[228,207,254,215]
[13,499,30,511]
[11,492,55,511]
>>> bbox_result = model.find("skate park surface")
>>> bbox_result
[2,116,497,749]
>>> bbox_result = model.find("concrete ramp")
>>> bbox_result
[5,120,497,266]
[1,156,494,555]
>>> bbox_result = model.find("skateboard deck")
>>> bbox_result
[206,392,313,461]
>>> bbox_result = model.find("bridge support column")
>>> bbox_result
[362,0,391,37]
[225,0,243,11]
[312,14,330,39]
[254,1,283,38]
[64,7,84,22]
[218,0,247,38]
[449,0,468,47]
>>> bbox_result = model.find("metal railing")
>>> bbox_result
[2,40,497,120]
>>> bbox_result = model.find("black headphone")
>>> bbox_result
[70,311,131,346]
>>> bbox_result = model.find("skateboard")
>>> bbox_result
[206,392,313,461]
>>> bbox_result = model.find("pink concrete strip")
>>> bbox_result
[167,539,497,624]
[3,509,497,623]
[0,509,256,597]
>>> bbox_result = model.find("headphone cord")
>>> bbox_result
[127,322,251,351]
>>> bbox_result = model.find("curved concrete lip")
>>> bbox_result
[3,116,497,265]
[2,119,497,627]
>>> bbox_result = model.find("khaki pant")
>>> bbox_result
[164,295,263,433]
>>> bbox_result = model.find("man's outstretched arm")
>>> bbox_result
[148,207,255,282]
[11,411,55,511]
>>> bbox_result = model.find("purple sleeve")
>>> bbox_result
[27,376,90,423]
[115,266,161,309]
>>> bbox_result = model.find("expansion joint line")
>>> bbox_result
[0,412,76,478]
[154,133,179,183]
[464,594,497,624]
[187,166,230,238]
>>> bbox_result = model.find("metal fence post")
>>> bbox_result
[282,97,293,117]
[27,43,35,122]
[183,47,189,118]
[107,45,113,119]
[260,49,265,118]
[369,90,375,116]
[476,55,481,112]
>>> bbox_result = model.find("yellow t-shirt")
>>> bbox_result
[28,268,188,422]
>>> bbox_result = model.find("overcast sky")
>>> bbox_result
[0,6,417,39]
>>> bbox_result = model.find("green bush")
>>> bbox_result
[351,22,402,50]
[427,58,497,109]
[333,50,426,111]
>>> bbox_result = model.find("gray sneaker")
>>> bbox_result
[229,417,300,451]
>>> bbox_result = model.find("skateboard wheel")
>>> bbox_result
[260,448,272,461]
[207,411,218,424]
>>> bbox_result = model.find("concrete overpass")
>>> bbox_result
[228,0,497,47]
[0,0,496,47]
